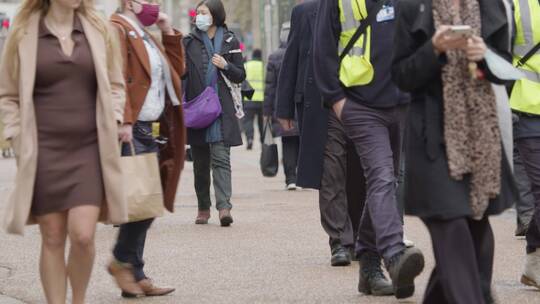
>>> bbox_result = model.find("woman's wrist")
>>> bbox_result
[432,39,443,56]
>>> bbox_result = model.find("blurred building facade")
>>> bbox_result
[0,0,302,61]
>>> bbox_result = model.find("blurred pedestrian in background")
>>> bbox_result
[243,49,265,150]
[264,21,300,191]
[0,0,127,303]
[108,0,186,298]
[393,0,517,302]
[183,0,246,226]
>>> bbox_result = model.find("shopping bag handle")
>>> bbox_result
[119,140,136,156]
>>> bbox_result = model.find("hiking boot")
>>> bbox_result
[386,247,425,299]
[358,252,394,296]
[331,245,351,267]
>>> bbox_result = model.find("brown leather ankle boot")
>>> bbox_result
[195,210,211,224]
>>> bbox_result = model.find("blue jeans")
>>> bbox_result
[114,121,159,282]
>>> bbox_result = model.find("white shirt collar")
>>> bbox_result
[118,14,145,38]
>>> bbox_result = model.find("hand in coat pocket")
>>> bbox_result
[333,98,347,121]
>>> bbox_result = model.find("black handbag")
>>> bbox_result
[241,80,255,100]
[260,119,279,177]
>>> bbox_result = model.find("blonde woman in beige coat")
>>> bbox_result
[0,0,127,303]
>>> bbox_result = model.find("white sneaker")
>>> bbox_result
[522,250,540,289]
[286,183,297,191]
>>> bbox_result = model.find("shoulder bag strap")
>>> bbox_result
[517,41,540,67]
[339,0,390,63]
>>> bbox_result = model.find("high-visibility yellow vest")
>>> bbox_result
[511,0,540,114]
[339,0,374,87]
[245,60,265,102]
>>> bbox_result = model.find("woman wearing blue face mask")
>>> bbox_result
[183,0,246,226]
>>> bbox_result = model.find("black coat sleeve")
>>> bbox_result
[391,1,446,93]
[276,6,302,119]
[313,0,345,107]
[264,53,278,117]
[221,37,246,84]
[479,0,513,85]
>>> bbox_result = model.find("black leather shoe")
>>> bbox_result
[349,247,359,262]
[358,252,394,296]
[331,246,351,267]
[386,247,425,299]
[516,221,529,237]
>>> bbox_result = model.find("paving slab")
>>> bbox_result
[0,146,539,303]
[0,295,25,304]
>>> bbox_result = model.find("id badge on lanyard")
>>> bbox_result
[376,4,395,23]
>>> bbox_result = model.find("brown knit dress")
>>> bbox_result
[31,17,104,216]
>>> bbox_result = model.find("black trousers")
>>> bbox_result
[515,137,540,252]
[242,103,263,143]
[422,217,494,304]
[513,146,535,229]
[282,136,299,185]
[319,112,364,249]
[114,121,159,282]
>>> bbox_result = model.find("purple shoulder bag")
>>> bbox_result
[182,74,222,129]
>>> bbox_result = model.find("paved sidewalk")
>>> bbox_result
[0,296,24,304]
[0,145,540,303]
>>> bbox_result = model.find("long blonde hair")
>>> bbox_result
[3,0,119,77]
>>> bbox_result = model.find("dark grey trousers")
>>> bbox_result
[319,112,364,249]
[341,101,405,262]
[191,142,233,211]
[515,138,540,253]
[422,217,494,304]
[242,103,264,143]
[282,136,299,185]
[513,146,535,229]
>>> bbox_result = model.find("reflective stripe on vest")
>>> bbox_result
[338,0,374,87]
[511,0,540,115]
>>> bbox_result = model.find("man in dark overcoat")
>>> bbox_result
[277,3,390,297]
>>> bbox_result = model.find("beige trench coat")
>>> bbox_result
[0,13,128,235]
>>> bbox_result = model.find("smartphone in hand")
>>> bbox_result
[447,25,473,39]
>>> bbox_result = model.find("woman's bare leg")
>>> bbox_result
[37,212,68,304]
[66,205,100,304]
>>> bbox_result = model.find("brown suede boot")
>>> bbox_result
[195,210,211,224]
[139,278,176,297]
[219,209,233,227]
[107,260,144,298]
